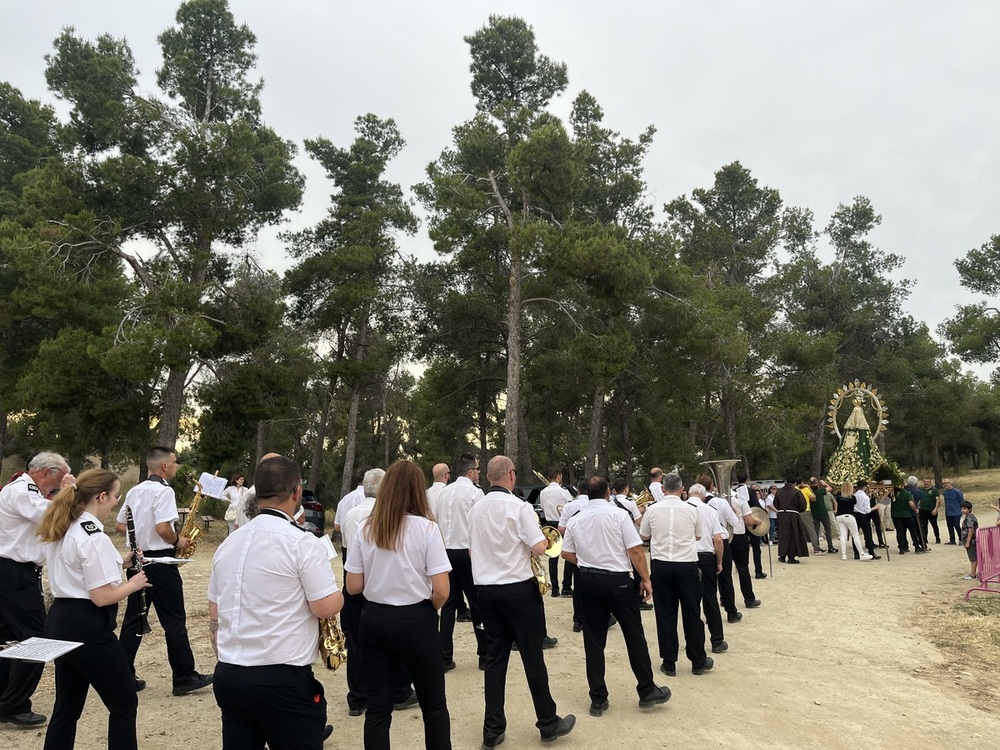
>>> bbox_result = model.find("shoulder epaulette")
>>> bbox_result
[80,520,101,535]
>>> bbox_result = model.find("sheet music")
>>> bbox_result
[0,637,82,663]
[144,557,192,565]
[197,472,228,499]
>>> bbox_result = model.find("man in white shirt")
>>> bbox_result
[333,466,369,564]
[470,455,575,749]
[431,454,488,671]
[852,481,881,559]
[0,451,72,726]
[697,472,743,625]
[640,472,712,677]
[115,446,213,696]
[730,473,763,610]
[539,467,573,597]
[686,483,728,655]
[648,467,666,504]
[558,482,590,630]
[209,455,343,748]
[425,463,450,507]
[562,477,669,717]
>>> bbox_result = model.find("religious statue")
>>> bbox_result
[824,381,888,485]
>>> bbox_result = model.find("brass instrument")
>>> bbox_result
[532,469,549,484]
[701,458,743,536]
[319,617,347,670]
[634,489,655,509]
[531,526,563,595]
[175,476,204,559]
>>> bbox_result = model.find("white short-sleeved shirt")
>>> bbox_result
[334,485,365,528]
[614,494,642,521]
[687,498,725,554]
[0,473,50,565]
[470,489,545,585]
[345,515,451,605]
[562,499,642,573]
[706,495,738,541]
[639,495,703,563]
[426,481,447,508]
[429,476,483,549]
[343,498,376,553]
[558,496,588,529]
[649,481,665,503]
[116,476,178,553]
[47,511,124,599]
[730,485,752,535]
[765,490,779,518]
[854,489,872,515]
[209,509,339,667]
[540,482,573,523]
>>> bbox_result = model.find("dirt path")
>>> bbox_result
[4,531,999,749]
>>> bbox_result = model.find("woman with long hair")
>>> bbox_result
[833,480,873,562]
[345,460,452,750]
[222,472,247,534]
[38,469,150,750]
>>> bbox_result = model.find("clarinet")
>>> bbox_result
[125,505,152,636]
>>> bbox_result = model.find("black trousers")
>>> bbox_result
[696,552,725,645]
[577,568,654,705]
[946,514,962,543]
[547,557,560,594]
[562,560,578,594]
[0,558,45,715]
[728,534,756,605]
[341,591,413,712]
[869,509,886,546]
[214,662,326,750]
[919,509,941,544]
[893,515,923,552]
[43,599,137,750]
[119,552,196,685]
[854,512,876,555]
[717,539,737,616]
[439,549,487,662]
[360,601,451,750]
[649,560,707,668]
[748,532,764,575]
[477,580,559,741]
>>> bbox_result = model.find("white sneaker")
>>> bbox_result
[962,574,977,580]
[860,554,874,561]
[841,555,847,560]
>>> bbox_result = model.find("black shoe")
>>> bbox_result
[898,549,908,554]
[869,553,881,560]
[745,599,761,608]
[692,657,715,675]
[788,558,800,564]
[828,548,839,554]
[946,541,957,545]
[443,660,456,672]
[639,601,654,610]
[482,732,506,749]
[711,640,729,653]
[659,662,676,677]
[727,612,743,623]
[172,672,213,696]
[608,615,617,628]
[542,636,558,649]
[638,685,671,708]
[457,612,473,622]
[560,589,574,598]
[348,705,366,717]
[754,572,767,579]
[323,724,333,741]
[572,621,583,633]
[479,658,488,671]
[589,699,609,717]
[0,711,46,727]
[135,678,147,692]
[778,556,786,563]
[393,691,419,710]
[540,715,576,742]
[550,591,560,598]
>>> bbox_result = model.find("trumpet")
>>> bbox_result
[530,526,563,595]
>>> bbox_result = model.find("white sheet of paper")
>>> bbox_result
[144,557,192,565]
[0,637,82,663]
[197,472,228,499]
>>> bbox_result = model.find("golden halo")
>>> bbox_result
[827,379,888,439]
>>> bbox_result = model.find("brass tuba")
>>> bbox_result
[319,617,347,670]
[530,526,563,595]
[175,476,204,560]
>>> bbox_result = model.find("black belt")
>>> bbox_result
[0,556,41,573]
[580,566,630,577]
[144,548,176,558]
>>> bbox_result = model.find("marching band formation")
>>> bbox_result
[4,447,946,749]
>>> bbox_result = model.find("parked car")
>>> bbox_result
[300,488,325,537]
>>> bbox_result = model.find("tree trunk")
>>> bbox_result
[309,384,335,489]
[341,383,362,498]
[721,381,738,458]
[517,405,530,479]
[621,410,633,488]
[157,365,189,447]
[811,416,825,477]
[932,433,943,485]
[504,241,523,468]
[477,394,489,471]
[255,420,266,465]
[585,387,606,476]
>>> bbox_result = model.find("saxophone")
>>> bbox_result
[319,617,347,670]
[175,477,204,559]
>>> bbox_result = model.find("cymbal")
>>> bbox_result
[748,507,770,537]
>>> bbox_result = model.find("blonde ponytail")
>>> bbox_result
[38,469,118,542]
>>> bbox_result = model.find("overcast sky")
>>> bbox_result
[3,1,999,377]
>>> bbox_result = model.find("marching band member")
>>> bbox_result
[470,455,575,749]
[209,456,342,749]
[40,469,148,750]
[685,484,728,654]
[346,460,452,750]
[115,447,212,695]
[561,476,669,718]
[0,451,72,727]
[539,468,573,597]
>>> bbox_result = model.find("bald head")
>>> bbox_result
[432,463,450,483]
[258,452,281,464]
[487,455,515,488]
